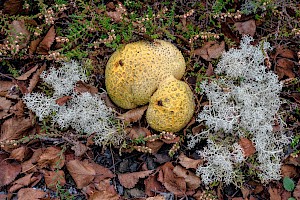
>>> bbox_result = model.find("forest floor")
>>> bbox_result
[0,0,300,200]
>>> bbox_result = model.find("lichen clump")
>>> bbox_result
[105,40,194,132]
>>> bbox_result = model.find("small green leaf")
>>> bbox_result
[288,198,296,200]
[283,177,295,192]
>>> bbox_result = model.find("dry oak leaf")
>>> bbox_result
[21,148,43,173]
[0,153,22,187]
[74,81,99,95]
[43,170,66,191]
[239,138,256,157]
[117,105,148,123]
[0,81,15,96]
[235,19,256,37]
[17,188,47,200]
[144,175,165,197]
[268,186,282,200]
[0,113,35,142]
[37,26,56,55]
[91,179,120,200]
[173,165,201,191]
[16,65,38,81]
[56,96,72,106]
[146,140,164,154]
[178,153,203,170]
[126,126,151,140]
[66,159,96,189]
[118,170,154,189]
[37,146,65,170]
[9,173,42,193]
[9,100,25,118]
[194,41,225,61]
[158,162,186,196]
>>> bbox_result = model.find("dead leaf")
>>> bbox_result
[158,162,186,196]
[10,146,31,162]
[194,41,225,61]
[144,175,165,196]
[239,138,256,157]
[66,159,96,189]
[71,141,88,157]
[205,63,214,77]
[3,0,23,15]
[89,161,115,183]
[178,153,203,170]
[9,173,42,193]
[0,153,22,187]
[290,93,300,104]
[126,126,151,140]
[275,46,296,59]
[106,2,127,23]
[281,165,297,178]
[16,66,38,81]
[117,105,148,123]
[22,148,43,173]
[17,188,47,200]
[173,165,201,190]
[146,140,164,154]
[0,81,15,95]
[88,179,120,200]
[29,38,42,55]
[74,81,99,95]
[28,63,47,93]
[37,146,65,170]
[275,58,295,79]
[293,179,300,200]
[6,20,30,49]
[235,19,256,37]
[0,97,12,119]
[37,26,56,55]
[118,170,154,189]
[43,170,66,191]
[285,153,300,166]
[146,195,166,200]
[0,114,35,142]
[56,96,72,106]
[268,186,281,200]
[9,100,25,117]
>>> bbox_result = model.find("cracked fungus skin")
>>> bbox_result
[105,39,185,109]
[146,76,195,132]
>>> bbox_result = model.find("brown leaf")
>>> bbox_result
[126,126,151,140]
[37,26,56,55]
[9,100,25,117]
[28,63,47,93]
[194,41,225,61]
[88,179,120,200]
[118,170,154,189]
[56,96,72,106]
[89,161,115,183]
[285,153,300,166]
[0,153,22,187]
[22,148,43,173]
[71,141,88,157]
[66,159,96,189]
[268,186,281,200]
[144,175,165,196]
[275,46,296,59]
[43,170,66,191]
[0,97,12,119]
[0,114,35,142]
[173,165,201,190]
[29,38,42,55]
[10,146,30,162]
[205,63,215,77]
[0,81,15,95]
[281,164,297,178]
[16,66,38,81]
[235,19,256,37]
[239,137,256,157]
[74,81,99,95]
[37,146,65,170]
[17,188,47,200]
[117,105,148,123]
[146,140,164,154]
[106,3,127,23]
[158,162,186,196]
[178,153,203,170]
[6,20,30,49]
[290,93,300,104]
[276,58,295,79]
[9,173,42,193]
[3,0,23,15]
[293,179,300,200]
[146,195,166,200]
